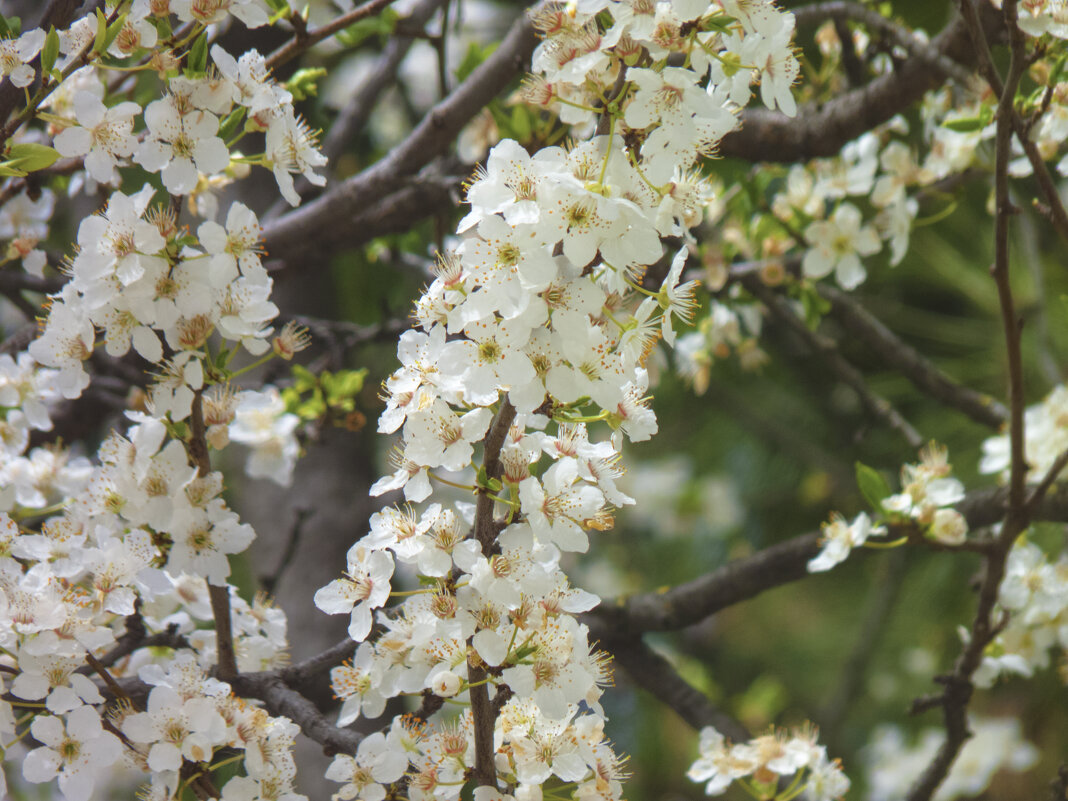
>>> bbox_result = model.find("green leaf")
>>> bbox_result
[150,16,173,40]
[454,41,497,83]
[187,29,209,73]
[290,363,317,392]
[796,282,830,331]
[335,8,397,47]
[103,13,129,53]
[217,107,246,142]
[0,162,27,177]
[702,13,737,33]
[5,143,61,173]
[41,27,59,76]
[323,368,367,401]
[264,0,290,11]
[855,461,892,510]
[284,67,327,101]
[0,17,12,38]
[0,16,21,37]
[476,466,502,493]
[93,7,109,54]
[942,105,993,132]
[509,105,532,142]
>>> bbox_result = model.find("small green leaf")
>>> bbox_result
[334,368,367,396]
[41,27,59,75]
[942,105,993,132]
[509,105,532,142]
[217,107,246,142]
[264,0,290,12]
[855,461,892,510]
[0,162,27,177]
[103,13,129,53]
[290,363,316,387]
[335,8,397,47]
[476,466,502,493]
[285,66,327,101]
[702,13,737,33]
[0,16,21,37]
[796,282,830,331]
[150,16,173,40]
[5,143,61,173]
[454,41,497,83]
[187,29,209,73]
[93,7,109,54]
[281,387,301,413]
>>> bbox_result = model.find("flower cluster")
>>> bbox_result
[0,5,323,800]
[310,2,846,800]
[673,12,1068,384]
[881,443,968,545]
[981,384,1068,485]
[864,717,1037,801]
[973,538,1068,688]
[687,725,849,800]
[808,444,969,573]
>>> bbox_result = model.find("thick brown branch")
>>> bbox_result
[717,1,1003,162]
[586,485,1068,642]
[231,673,363,756]
[606,638,750,742]
[584,533,821,641]
[262,7,540,264]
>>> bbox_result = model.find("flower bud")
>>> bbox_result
[930,508,967,545]
[428,669,462,698]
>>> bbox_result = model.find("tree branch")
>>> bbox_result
[793,1,975,85]
[606,638,750,743]
[262,6,540,264]
[468,397,516,790]
[584,534,822,641]
[189,391,238,682]
[716,0,1003,163]
[818,284,1008,429]
[905,5,1028,797]
[231,673,364,756]
[265,0,401,69]
[743,275,925,450]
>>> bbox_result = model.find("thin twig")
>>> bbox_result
[260,507,313,596]
[956,0,1068,244]
[818,284,1008,429]
[189,391,238,682]
[468,396,516,790]
[1026,449,1068,514]
[794,1,976,85]
[904,4,1029,798]
[743,275,925,449]
[266,0,401,69]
